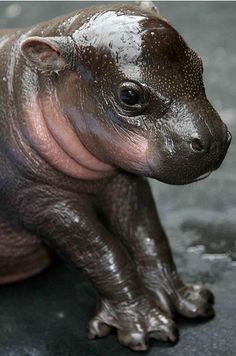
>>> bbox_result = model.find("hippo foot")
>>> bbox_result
[145,272,214,319]
[172,282,215,318]
[87,292,178,351]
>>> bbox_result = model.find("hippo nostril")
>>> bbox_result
[190,138,204,152]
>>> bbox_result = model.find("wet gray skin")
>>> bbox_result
[0,1,231,352]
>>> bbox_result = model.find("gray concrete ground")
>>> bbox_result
[0,2,235,356]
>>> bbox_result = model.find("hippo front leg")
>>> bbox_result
[16,185,177,351]
[98,173,214,319]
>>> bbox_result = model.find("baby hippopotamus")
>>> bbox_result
[0,1,231,351]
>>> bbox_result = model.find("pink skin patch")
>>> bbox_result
[111,132,149,174]
[22,93,116,180]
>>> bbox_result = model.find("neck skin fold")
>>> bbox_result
[23,93,117,180]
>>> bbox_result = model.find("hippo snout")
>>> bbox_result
[146,100,232,185]
[190,125,231,173]
[189,123,231,159]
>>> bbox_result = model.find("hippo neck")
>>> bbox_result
[23,93,117,180]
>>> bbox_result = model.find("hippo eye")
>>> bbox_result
[118,82,148,112]
[120,88,140,106]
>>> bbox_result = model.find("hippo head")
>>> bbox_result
[20,2,231,184]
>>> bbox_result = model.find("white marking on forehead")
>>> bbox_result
[73,11,146,65]
[73,11,146,46]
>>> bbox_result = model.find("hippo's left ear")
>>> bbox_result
[20,36,76,72]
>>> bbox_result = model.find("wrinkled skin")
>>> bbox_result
[0,2,231,352]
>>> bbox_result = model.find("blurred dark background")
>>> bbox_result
[0,2,235,356]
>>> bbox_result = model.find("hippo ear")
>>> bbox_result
[20,36,76,72]
[135,1,160,15]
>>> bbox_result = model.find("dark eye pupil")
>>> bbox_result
[120,89,140,106]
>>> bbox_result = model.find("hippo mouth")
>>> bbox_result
[192,171,212,182]
[152,170,213,185]
[146,130,231,185]
[146,158,218,185]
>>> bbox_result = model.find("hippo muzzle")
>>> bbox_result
[146,96,231,185]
